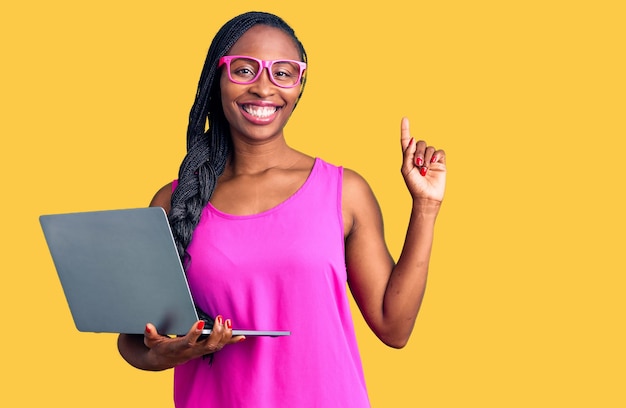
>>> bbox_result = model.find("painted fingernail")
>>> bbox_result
[145,324,152,334]
[216,316,223,325]
[416,157,424,166]
[420,167,428,176]
[197,321,205,331]
[226,319,232,329]
[430,155,437,163]
[239,337,246,342]
[409,137,414,146]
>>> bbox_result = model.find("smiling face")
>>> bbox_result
[219,24,304,144]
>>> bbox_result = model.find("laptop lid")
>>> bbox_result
[40,207,202,336]
[40,207,290,337]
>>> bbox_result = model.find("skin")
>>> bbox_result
[118,24,446,371]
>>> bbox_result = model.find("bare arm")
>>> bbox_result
[344,117,446,348]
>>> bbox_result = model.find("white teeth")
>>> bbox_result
[243,105,277,118]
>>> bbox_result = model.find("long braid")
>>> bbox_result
[169,11,308,263]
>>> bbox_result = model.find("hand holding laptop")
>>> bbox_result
[136,317,244,368]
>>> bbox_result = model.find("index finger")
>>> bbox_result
[400,117,412,151]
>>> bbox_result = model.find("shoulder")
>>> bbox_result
[341,168,381,236]
[313,158,371,196]
[310,157,373,198]
[343,168,374,198]
[149,182,174,214]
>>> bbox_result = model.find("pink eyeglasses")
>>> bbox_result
[218,55,307,88]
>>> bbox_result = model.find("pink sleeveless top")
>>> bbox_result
[172,158,370,407]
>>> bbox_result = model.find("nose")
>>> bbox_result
[248,67,276,96]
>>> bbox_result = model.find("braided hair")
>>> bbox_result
[169,11,308,262]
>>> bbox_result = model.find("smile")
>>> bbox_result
[241,104,279,119]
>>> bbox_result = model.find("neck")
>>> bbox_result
[227,138,301,176]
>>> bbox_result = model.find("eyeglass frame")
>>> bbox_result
[218,55,307,89]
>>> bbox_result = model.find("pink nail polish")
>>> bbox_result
[420,167,428,176]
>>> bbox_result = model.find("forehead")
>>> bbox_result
[227,25,301,61]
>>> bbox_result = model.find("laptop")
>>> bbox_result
[39,207,290,337]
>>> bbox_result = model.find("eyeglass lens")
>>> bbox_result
[228,57,302,87]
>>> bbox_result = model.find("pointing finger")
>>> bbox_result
[400,117,412,151]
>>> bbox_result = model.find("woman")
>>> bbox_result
[118,11,446,407]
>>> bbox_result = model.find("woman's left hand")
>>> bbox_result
[400,117,446,203]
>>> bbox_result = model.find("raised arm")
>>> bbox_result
[344,117,446,348]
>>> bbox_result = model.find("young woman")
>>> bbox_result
[118,11,446,407]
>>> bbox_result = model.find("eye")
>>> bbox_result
[271,61,299,82]
[274,70,293,78]
[235,67,255,77]
[230,58,259,80]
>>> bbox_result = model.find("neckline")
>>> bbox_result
[206,157,320,220]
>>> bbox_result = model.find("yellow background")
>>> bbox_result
[1,1,624,406]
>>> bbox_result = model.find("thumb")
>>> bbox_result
[145,323,157,337]
[144,323,162,347]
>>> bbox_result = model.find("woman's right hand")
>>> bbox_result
[141,315,245,370]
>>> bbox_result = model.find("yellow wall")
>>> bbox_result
[2,1,624,406]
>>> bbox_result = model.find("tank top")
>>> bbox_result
[173,158,370,407]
